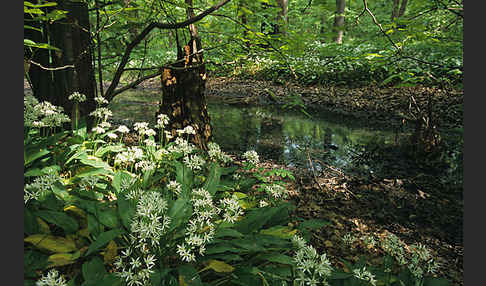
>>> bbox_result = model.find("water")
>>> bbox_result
[108,89,398,173]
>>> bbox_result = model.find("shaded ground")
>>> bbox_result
[205,77,463,285]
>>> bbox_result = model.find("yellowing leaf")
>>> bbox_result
[36,218,51,234]
[77,228,90,239]
[24,234,77,253]
[64,205,86,218]
[103,240,118,264]
[178,275,188,286]
[47,253,77,267]
[260,226,297,239]
[207,260,234,273]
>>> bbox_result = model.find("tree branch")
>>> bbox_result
[104,0,231,101]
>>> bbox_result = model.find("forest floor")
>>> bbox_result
[203,77,464,286]
[25,77,463,285]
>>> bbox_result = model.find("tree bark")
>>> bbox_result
[333,0,346,44]
[157,0,212,150]
[26,0,97,124]
[398,0,408,18]
[276,0,289,35]
[391,0,408,21]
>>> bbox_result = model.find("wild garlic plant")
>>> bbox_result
[24,94,70,137]
[292,235,333,286]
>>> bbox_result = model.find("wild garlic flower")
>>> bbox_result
[24,174,59,204]
[259,200,269,208]
[177,188,219,261]
[24,100,70,128]
[116,125,130,134]
[135,160,156,172]
[353,267,377,286]
[292,235,332,286]
[408,243,440,279]
[219,196,244,223]
[264,184,288,199]
[143,138,156,147]
[156,114,170,129]
[167,137,195,155]
[164,130,174,140]
[79,176,99,190]
[167,180,182,195]
[176,125,196,135]
[130,191,171,248]
[90,107,112,121]
[380,233,408,266]
[68,91,86,103]
[207,142,232,164]
[341,233,357,246]
[107,132,118,140]
[94,95,108,105]
[242,150,259,165]
[36,269,67,286]
[183,154,206,171]
[133,122,149,133]
[92,125,105,134]
[115,244,157,286]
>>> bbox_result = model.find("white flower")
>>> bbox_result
[183,154,206,171]
[243,150,259,165]
[116,125,130,134]
[353,267,377,286]
[94,95,109,105]
[90,107,112,120]
[259,200,269,208]
[264,184,288,199]
[92,125,105,134]
[156,114,170,128]
[134,122,149,132]
[68,91,86,102]
[220,196,244,223]
[144,138,156,147]
[107,132,118,139]
[207,142,232,164]
[36,269,67,286]
[167,180,182,195]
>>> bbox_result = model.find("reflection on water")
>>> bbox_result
[207,102,395,171]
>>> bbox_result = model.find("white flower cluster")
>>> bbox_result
[36,269,67,286]
[353,267,377,286]
[219,196,244,223]
[114,245,156,286]
[135,160,156,172]
[176,125,196,135]
[114,146,144,167]
[183,154,206,171]
[242,150,259,165]
[341,233,357,246]
[116,125,130,134]
[89,107,112,121]
[155,114,170,129]
[380,233,440,280]
[177,188,219,262]
[68,91,86,103]
[78,175,99,190]
[24,174,59,204]
[115,191,170,285]
[24,95,70,128]
[408,243,440,279]
[134,121,156,139]
[264,184,288,199]
[259,200,269,207]
[207,142,232,164]
[166,180,182,195]
[292,235,333,286]
[130,191,171,247]
[167,137,195,155]
[94,94,109,105]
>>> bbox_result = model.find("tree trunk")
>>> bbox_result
[275,0,289,35]
[398,0,408,18]
[26,0,96,125]
[157,0,212,150]
[391,0,408,21]
[391,0,400,21]
[333,0,346,44]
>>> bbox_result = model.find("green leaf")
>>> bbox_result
[24,1,58,8]
[24,234,77,253]
[82,257,106,282]
[24,250,49,279]
[79,156,113,173]
[258,253,294,265]
[117,197,135,229]
[214,228,244,238]
[95,145,125,158]
[260,226,297,239]
[98,208,120,228]
[24,208,39,235]
[112,171,133,194]
[178,265,202,286]
[423,277,451,286]
[24,146,50,167]
[85,229,123,256]
[35,210,79,234]
[206,260,234,273]
[175,161,193,196]
[23,39,61,51]
[204,163,221,195]
[168,197,192,232]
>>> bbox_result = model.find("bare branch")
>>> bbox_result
[28,59,75,71]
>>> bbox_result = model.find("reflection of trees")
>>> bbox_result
[257,111,284,161]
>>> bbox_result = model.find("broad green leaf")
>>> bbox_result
[214,228,244,238]
[204,163,221,195]
[24,1,58,8]
[260,226,297,239]
[82,257,106,282]
[24,250,49,279]
[206,260,234,273]
[178,265,202,286]
[258,253,294,265]
[24,208,39,235]
[47,252,79,267]
[85,229,123,256]
[103,240,118,264]
[35,210,79,234]
[423,277,451,286]
[168,197,192,232]
[117,197,135,229]
[98,208,120,228]
[24,234,77,253]
[112,171,133,194]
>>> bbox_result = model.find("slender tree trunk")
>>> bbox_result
[157,0,212,150]
[391,0,400,21]
[398,0,408,18]
[275,0,289,35]
[333,0,346,44]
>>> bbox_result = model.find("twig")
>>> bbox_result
[306,150,324,192]
[28,60,75,71]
